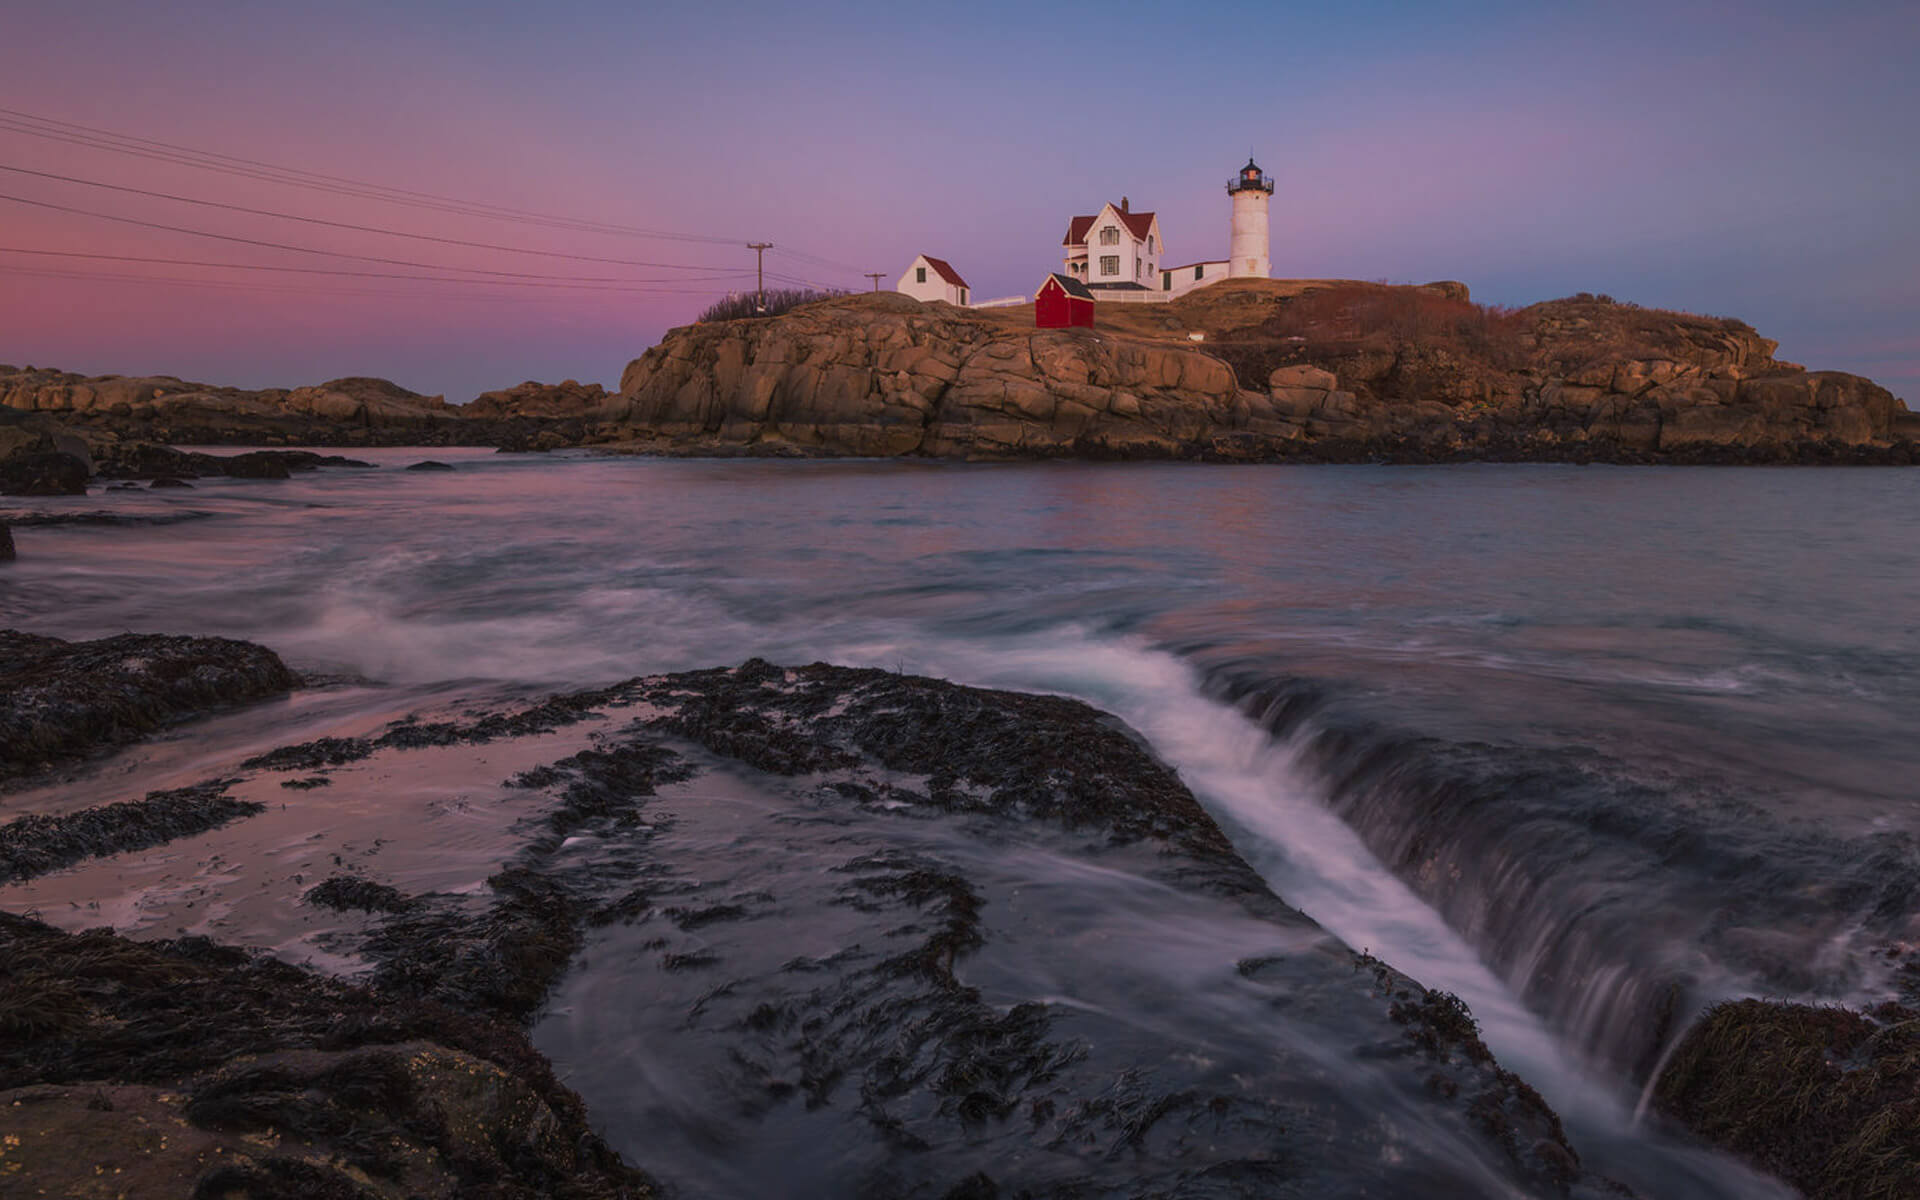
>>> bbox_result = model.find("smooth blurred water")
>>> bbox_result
[7,449,1914,1196]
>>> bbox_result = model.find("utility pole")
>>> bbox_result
[864,272,885,292]
[747,242,773,312]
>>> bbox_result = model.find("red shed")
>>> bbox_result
[1035,272,1095,329]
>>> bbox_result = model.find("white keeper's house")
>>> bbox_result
[896,254,970,305]
[1062,198,1164,291]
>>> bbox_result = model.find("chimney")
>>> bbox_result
[1121,196,1129,212]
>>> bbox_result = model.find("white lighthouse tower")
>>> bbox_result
[1227,157,1274,278]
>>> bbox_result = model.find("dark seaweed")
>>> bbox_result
[0,781,260,883]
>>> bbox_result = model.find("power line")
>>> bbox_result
[0,191,760,283]
[0,105,868,274]
[0,163,741,271]
[764,269,851,292]
[768,246,869,277]
[0,246,753,289]
[0,262,738,301]
[0,107,747,247]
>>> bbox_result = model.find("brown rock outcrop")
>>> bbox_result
[463,378,609,419]
[600,284,1916,463]
[604,293,1294,458]
[0,367,472,447]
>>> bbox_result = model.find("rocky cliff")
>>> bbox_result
[601,283,1919,463]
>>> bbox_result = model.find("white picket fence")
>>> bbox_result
[961,271,1231,310]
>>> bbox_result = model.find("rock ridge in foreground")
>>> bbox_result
[2,647,1638,1198]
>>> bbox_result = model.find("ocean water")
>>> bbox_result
[6,448,1916,1197]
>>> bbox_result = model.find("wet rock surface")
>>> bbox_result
[0,647,1654,1197]
[290,659,1625,1197]
[0,630,299,787]
[1654,998,1920,1200]
[0,911,654,1199]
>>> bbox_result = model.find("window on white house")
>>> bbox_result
[960,288,967,304]
[1099,226,1119,246]
[1194,265,1203,280]
[916,267,926,283]
[1100,255,1119,275]
[1148,235,1155,252]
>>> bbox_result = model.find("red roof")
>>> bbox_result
[919,255,968,288]
[1062,205,1156,247]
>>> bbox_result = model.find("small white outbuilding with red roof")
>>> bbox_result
[896,254,970,305]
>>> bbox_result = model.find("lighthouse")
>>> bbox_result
[1227,157,1273,278]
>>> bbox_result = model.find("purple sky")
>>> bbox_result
[2,0,1915,403]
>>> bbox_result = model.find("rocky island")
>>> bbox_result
[4,280,1916,486]
[602,281,1918,463]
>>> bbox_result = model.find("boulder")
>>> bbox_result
[1269,363,1339,392]
[0,912,652,1199]
[0,519,12,561]
[1656,998,1920,1200]
[219,451,292,479]
[464,378,610,419]
[0,630,299,785]
[0,451,89,496]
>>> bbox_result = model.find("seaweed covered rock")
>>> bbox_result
[91,443,374,480]
[1,653,1642,1196]
[0,630,298,786]
[460,660,1623,1197]
[0,781,261,883]
[0,911,653,1199]
[1654,998,1920,1199]
[304,873,416,914]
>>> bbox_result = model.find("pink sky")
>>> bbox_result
[2,1,1915,402]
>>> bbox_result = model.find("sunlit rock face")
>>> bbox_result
[603,286,1916,462]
